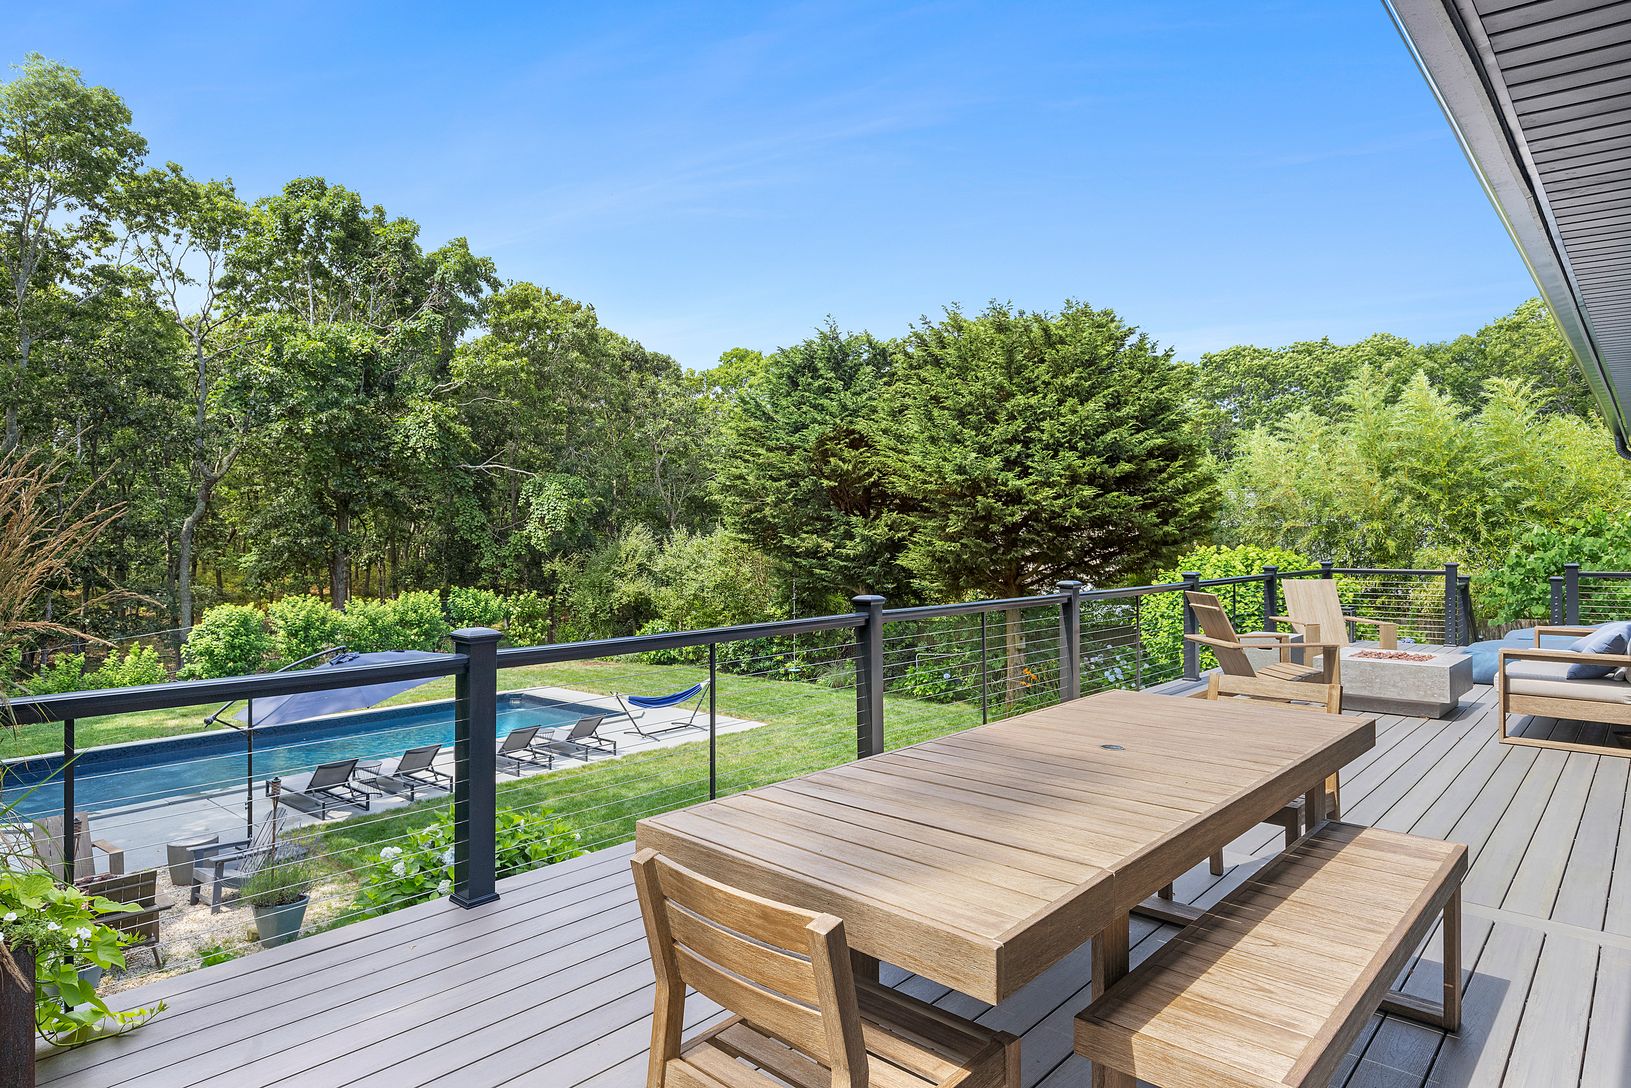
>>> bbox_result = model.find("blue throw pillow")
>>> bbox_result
[1566,621,1631,679]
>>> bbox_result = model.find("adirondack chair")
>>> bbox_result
[80,869,172,966]
[189,797,304,912]
[1185,591,1339,684]
[1272,578,1399,659]
[29,813,125,883]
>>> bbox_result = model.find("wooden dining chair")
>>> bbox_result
[631,848,1019,1088]
[1198,672,1343,876]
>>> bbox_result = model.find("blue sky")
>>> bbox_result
[12,1,1538,369]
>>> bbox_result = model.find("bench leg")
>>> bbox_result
[1157,882,1174,900]
[1378,888,1462,1032]
[1091,915,1135,1088]
[1442,887,1462,1031]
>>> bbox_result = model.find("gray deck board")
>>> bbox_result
[37,682,1631,1087]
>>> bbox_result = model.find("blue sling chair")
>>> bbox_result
[614,681,711,739]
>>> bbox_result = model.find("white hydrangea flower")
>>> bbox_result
[2,911,16,923]
[380,846,403,861]
[390,861,407,878]
[441,849,455,866]
[46,921,61,931]
[436,880,452,896]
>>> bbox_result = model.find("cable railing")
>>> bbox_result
[1552,564,1631,627]
[2,566,1481,994]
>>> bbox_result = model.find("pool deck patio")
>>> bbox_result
[36,681,1631,1087]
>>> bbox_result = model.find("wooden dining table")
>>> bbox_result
[635,688,1376,1083]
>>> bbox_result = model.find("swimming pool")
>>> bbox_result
[1,692,605,820]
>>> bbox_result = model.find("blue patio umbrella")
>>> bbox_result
[235,650,454,727]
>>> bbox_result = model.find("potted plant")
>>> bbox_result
[1,866,166,1061]
[242,858,313,948]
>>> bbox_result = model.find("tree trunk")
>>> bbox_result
[177,487,212,630]
[1,940,35,1087]
[330,507,351,609]
[1004,606,1026,706]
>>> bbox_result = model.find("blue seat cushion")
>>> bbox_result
[1465,630,1595,685]
[1565,621,1631,679]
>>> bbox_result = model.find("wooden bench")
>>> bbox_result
[1077,822,1464,1088]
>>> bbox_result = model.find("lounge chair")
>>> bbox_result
[615,682,710,739]
[362,744,452,800]
[80,869,172,966]
[30,812,125,883]
[496,725,553,775]
[274,758,370,819]
[1271,578,1400,661]
[535,715,616,762]
[190,804,305,913]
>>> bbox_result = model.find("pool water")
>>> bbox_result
[1,693,601,820]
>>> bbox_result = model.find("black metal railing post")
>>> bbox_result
[1458,576,1473,644]
[1565,563,1581,625]
[1550,576,1565,624]
[450,627,501,908]
[853,595,885,758]
[708,643,718,800]
[1443,563,1459,646]
[61,717,76,883]
[1261,565,1279,631]
[1057,580,1082,701]
[1320,561,1335,580]
[1181,572,1202,681]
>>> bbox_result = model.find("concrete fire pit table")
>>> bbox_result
[1334,644,1473,718]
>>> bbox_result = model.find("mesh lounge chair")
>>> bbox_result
[535,715,616,762]
[496,725,553,776]
[80,869,172,966]
[275,757,370,819]
[615,682,710,739]
[190,803,306,913]
[29,812,125,883]
[363,744,452,800]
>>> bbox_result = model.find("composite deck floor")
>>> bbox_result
[37,683,1631,1087]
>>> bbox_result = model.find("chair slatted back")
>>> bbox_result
[81,869,161,944]
[241,805,287,878]
[308,758,358,790]
[632,849,867,1085]
[1283,580,1350,647]
[499,725,540,752]
[30,814,93,881]
[569,715,606,741]
[1185,591,1257,677]
[398,744,440,774]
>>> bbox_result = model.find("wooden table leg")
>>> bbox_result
[1305,779,1329,830]
[1091,913,1134,1088]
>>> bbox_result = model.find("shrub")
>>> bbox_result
[88,645,166,688]
[388,591,450,651]
[1475,512,1631,624]
[503,591,552,647]
[180,605,273,679]
[350,807,582,920]
[267,594,343,665]
[1140,544,1314,675]
[338,599,403,654]
[25,653,90,695]
[447,587,506,630]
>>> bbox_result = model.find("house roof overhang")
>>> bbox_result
[1386,0,1631,457]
